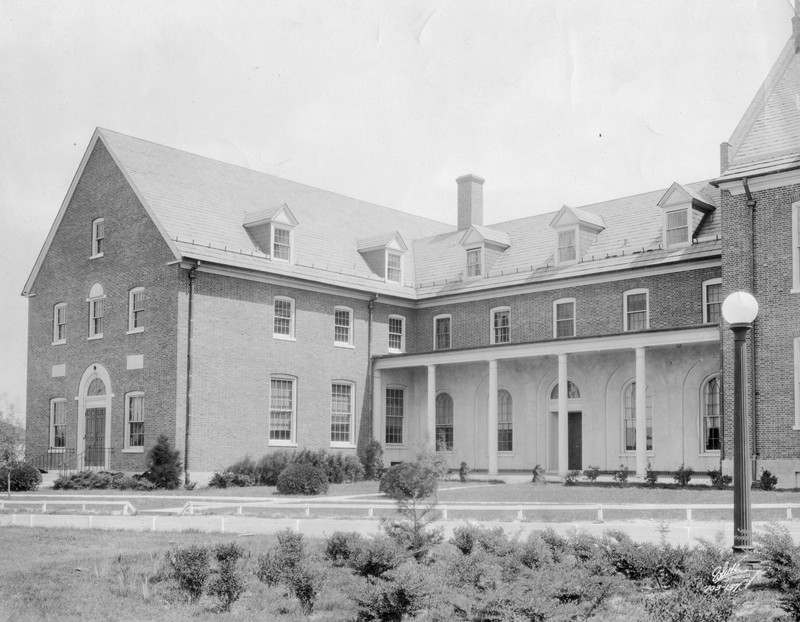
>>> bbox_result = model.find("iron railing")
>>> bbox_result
[56,448,116,476]
[27,448,76,473]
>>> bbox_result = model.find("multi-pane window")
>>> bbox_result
[492,308,510,344]
[50,399,66,449]
[330,383,353,444]
[88,284,105,339]
[554,299,575,338]
[466,248,482,277]
[666,210,688,246]
[385,388,404,444]
[270,378,295,442]
[128,288,145,332]
[53,303,66,343]
[498,390,513,452]
[386,252,402,283]
[273,227,291,261]
[125,393,145,449]
[435,393,453,451]
[274,297,295,339]
[334,307,353,346]
[434,315,451,350]
[550,381,581,400]
[623,382,653,452]
[388,316,404,353]
[558,230,577,263]
[703,280,722,324]
[92,218,105,256]
[702,377,721,452]
[624,290,648,331]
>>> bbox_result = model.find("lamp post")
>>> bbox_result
[721,291,759,553]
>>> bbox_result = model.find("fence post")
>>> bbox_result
[686,508,692,522]
[221,517,225,533]
[88,515,93,529]
[305,506,310,518]
[787,507,793,520]
[597,506,604,522]
[517,507,524,520]
[42,503,46,513]
[441,506,448,520]
[152,516,157,532]
[294,519,300,533]
[368,507,374,518]
[237,506,243,516]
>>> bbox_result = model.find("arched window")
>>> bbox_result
[498,390,513,452]
[702,376,721,452]
[435,393,453,451]
[623,382,652,451]
[87,378,106,396]
[550,381,581,400]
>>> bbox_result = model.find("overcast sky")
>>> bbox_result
[0,1,793,423]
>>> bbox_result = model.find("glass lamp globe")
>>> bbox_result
[721,291,759,325]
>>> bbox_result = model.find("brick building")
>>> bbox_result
[21,17,800,485]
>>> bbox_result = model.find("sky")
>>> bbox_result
[0,0,794,424]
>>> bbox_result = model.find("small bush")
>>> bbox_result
[644,582,737,622]
[254,550,283,586]
[707,467,732,490]
[415,447,449,481]
[645,462,659,487]
[255,528,307,586]
[325,531,364,566]
[147,435,181,490]
[348,535,405,578]
[458,461,470,482]
[255,451,292,486]
[540,528,571,563]
[288,560,324,615]
[531,463,546,484]
[169,545,209,603]
[758,468,778,491]
[379,462,437,501]
[583,465,600,481]
[613,464,629,486]
[756,523,800,620]
[208,471,255,488]
[353,562,435,622]
[673,463,694,487]
[0,461,41,491]
[359,440,384,480]
[451,524,514,557]
[207,542,246,612]
[276,463,329,495]
[564,470,580,486]
[112,475,156,491]
[518,532,554,569]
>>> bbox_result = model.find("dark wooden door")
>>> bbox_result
[568,412,582,471]
[85,408,105,467]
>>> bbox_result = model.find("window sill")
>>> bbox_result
[87,334,103,341]
[791,288,800,295]
[619,452,655,458]
[793,426,800,431]
[330,442,357,449]
[51,340,66,346]
[48,448,66,454]
[697,452,721,458]
[274,335,296,342]
[122,447,144,454]
[385,444,406,449]
[388,349,404,354]
[269,441,297,448]
[126,328,144,335]
[334,343,355,349]
[89,253,104,259]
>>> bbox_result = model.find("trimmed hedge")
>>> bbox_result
[0,461,41,491]
[53,470,156,491]
[276,463,329,495]
[213,449,363,488]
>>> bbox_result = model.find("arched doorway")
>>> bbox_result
[547,381,583,471]
[77,364,112,470]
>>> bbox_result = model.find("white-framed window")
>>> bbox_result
[701,376,721,452]
[466,247,482,278]
[553,298,576,338]
[128,287,145,333]
[491,307,510,344]
[386,252,402,284]
[91,218,105,257]
[330,382,354,445]
[702,278,722,324]
[87,283,105,339]
[623,381,652,452]
[665,209,689,246]
[433,314,451,350]
[53,303,67,344]
[435,393,453,451]
[50,398,67,450]
[795,338,800,430]
[272,226,292,262]
[498,389,513,452]
[273,297,295,340]
[385,387,404,444]
[557,229,577,264]
[124,392,145,451]
[388,315,405,353]
[334,306,353,347]
[624,289,649,331]
[793,203,800,292]
[269,376,296,445]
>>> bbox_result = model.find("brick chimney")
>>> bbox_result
[456,174,485,230]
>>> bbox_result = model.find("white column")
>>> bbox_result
[558,353,569,475]
[427,365,437,450]
[635,347,647,477]
[488,360,498,476]
[372,369,382,444]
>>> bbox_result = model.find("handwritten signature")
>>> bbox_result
[703,561,759,594]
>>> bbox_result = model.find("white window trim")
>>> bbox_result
[466,246,483,279]
[664,206,691,248]
[127,287,145,334]
[330,380,356,448]
[334,306,354,348]
[385,385,406,446]
[490,306,511,345]
[86,286,106,340]
[385,250,403,284]
[269,375,298,447]
[698,374,721,456]
[273,296,296,341]
[91,218,104,258]
[497,388,513,454]
[123,391,145,453]
[702,278,722,324]
[623,288,649,332]
[388,314,406,353]
[553,298,576,338]
[49,398,67,452]
[52,303,67,345]
[794,338,800,430]
[271,225,292,263]
[433,314,452,350]
[555,226,579,266]
[621,381,654,454]
[792,203,800,293]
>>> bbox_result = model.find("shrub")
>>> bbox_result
[348,535,405,578]
[583,465,600,481]
[531,463,546,484]
[758,468,778,491]
[255,528,307,586]
[451,524,513,557]
[287,560,324,615]
[254,550,283,586]
[227,455,258,479]
[540,528,571,563]
[517,532,554,569]
[613,464,629,486]
[756,523,800,619]
[673,463,694,487]
[53,470,153,491]
[459,461,470,482]
[169,544,209,603]
[208,471,255,488]
[207,542,246,612]
[255,451,292,485]
[379,462,438,501]
[112,475,156,491]
[324,453,365,483]
[707,467,732,490]
[0,461,41,491]
[415,447,449,481]
[147,435,181,490]
[645,462,659,487]
[325,531,364,567]
[564,470,580,486]
[353,562,435,622]
[359,440,384,480]
[276,463,329,495]
[644,583,737,622]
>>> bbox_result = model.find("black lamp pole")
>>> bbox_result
[731,322,753,553]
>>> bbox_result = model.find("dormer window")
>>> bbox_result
[466,248,482,278]
[357,231,408,285]
[273,227,291,262]
[458,225,511,279]
[557,229,577,263]
[243,203,299,263]
[666,209,689,246]
[550,205,604,266]
[657,182,716,249]
[386,252,402,283]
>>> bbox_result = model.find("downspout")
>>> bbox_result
[366,294,378,443]
[184,264,198,486]
[742,178,758,481]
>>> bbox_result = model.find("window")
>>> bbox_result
[434,315,451,350]
[466,248,482,278]
[53,303,66,344]
[385,388,404,444]
[87,283,105,339]
[128,287,145,332]
[624,289,649,331]
[703,279,722,324]
[702,376,721,452]
[388,315,405,353]
[274,297,295,339]
[491,307,510,344]
[50,399,66,449]
[91,218,104,257]
[269,377,296,444]
[794,203,800,291]
[334,307,353,346]
[273,227,291,262]
[550,381,581,400]
[435,393,453,451]
[623,382,652,451]
[330,383,354,445]
[498,390,513,452]
[125,393,145,450]
[666,209,689,246]
[386,252,402,283]
[795,338,800,430]
[554,299,576,338]
[557,229,577,263]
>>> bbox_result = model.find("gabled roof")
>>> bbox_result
[357,231,408,253]
[657,182,716,212]
[243,203,298,228]
[458,225,511,249]
[549,205,606,231]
